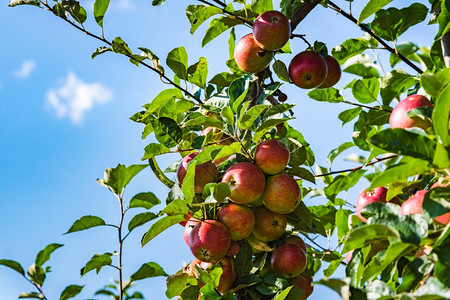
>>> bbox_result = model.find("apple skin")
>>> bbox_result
[356,187,389,222]
[389,94,433,130]
[183,258,202,278]
[177,152,218,194]
[227,241,240,257]
[345,250,354,263]
[234,33,273,73]
[255,139,290,175]
[430,180,450,225]
[289,51,328,89]
[263,173,301,214]
[318,55,341,89]
[271,243,307,278]
[217,203,256,241]
[183,219,201,246]
[285,235,307,254]
[189,220,231,263]
[221,162,266,204]
[200,256,236,294]
[252,206,287,242]
[252,10,291,51]
[292,275,314,300]
[401,189,450,225]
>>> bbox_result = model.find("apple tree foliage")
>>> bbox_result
[2,0,450,299]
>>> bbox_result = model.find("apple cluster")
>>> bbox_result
[176,138,313,298]
[234,10,341,90]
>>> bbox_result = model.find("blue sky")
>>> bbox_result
[0,0,436,299]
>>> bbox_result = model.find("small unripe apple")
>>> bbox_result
[217,203,255,241]
[252,10,291,51]
[255,139,290,175]
[252,206,287,242]
[221,162,266,204]
[289,51,328,89]
[262,173,301,214]
[292,275,314,300]
[200,256,236,293]
[234,34,273,73]
[389,94,433,130]
[318,55,341,89]
[271,244,307,278]
[356,187,389,222]
[189,220,231,263]
[177,152,218,194]
[285,235,307,254]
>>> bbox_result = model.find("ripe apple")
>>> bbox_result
[252,10,291,51]
[271,243,307,278]
[183,219,201,246]
[217,203,255,240]
[401,189,450,225]
[221,162,266,204]
[289,51,328,89]
[389,94,434,130]
[254,139,290,174]
[177,152,218,194]
[318,55,341,89]
[262,173,301,214]
[200,256,236,293]
[285,235,307,254]
[345,250,354,263]
[234,34,273,73]
[252,206,287,242]
[292,275,314,300]
[356,186,389,222]
[189,220,231,263]
[430,179,450,225]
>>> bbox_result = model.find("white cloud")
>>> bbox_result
[46,72,113,124]
[14,60,36,79]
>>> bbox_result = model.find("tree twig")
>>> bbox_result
[289,0,323,32]
[441,31,450,68]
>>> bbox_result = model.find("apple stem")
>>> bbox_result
[290,33,311,47]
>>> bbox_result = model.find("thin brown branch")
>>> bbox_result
[291,33,312,47]
[315,154,398,177]
[327,1,423,74]
[289,0,323,32]
[342,100,392,112]
[197,0,253,27]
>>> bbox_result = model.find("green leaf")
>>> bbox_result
[352,78,380,104]
[202,182,231,204]
[371,3,428,41]
[413,277,450,299]
[141,215,186,246]
[80,253,112,276]
[324,259,342,278]
[199,284,221,300]
[148,88,182,114]
[209,72,240,87]
[60,285,84,300]
[0,259,25,276]
[285,167,315,184]
[433,83,450,146]
[325,169,366,199]
[307,88,342,103]
[202,16,242,47]
[142,143,170,160]
[186,5,222,34]
[8,0,39,6]
[18,292,43,299]
[342,224,400,253]
[130,262,168,281]
[369,128,436,162]
[166,47,188,80]
[185,116,223,129]
[61,0,87,24]
[150,117,182,148]
[390,42,419,67]
[436,0,450,39]
[358,0,393,24]
[343,54,380,78]
[91,46,112,59]
[327,142,355,164]
[65,215,106,234]
[163,199,189,215]
[188,57,208,89]
[93,0,110,27]
[138,47,165,75]
[97,164,148,195]
[398,256,435,293]
[111,36,132,56]
[332,38,369,64]
[273,60,290,82]
[369,159,431,189]
[380,69,419,105]
[35,243,63,267]
[182,160,196,202]
[338,108,361,126]
[166,273,197,299]
[129,192,160,209]
[234,242,253,277]
[128,212,158,232]
[336,207,352,240]
[238,104,270,130]
[28,264,46,286]
[273,286,292,300]
[251,0,273,15]
[423,187,450,219]
[316,278,351,299]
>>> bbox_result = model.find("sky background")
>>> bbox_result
[0,0,436,299]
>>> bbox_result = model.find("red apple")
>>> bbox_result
[430,179,450,225]
[227,241,240,257]
[271,244,307,278]
[318,55,341,89]
[221,162,266,204]
[255,139,290,174]
[262,173,301,214]
[252,10,291,51]
[177,152,218,194]
[289,51,328,89]
[356,187,389,222]
[183,258,202,278]
[234,34,273,73]
[252,206,287,242]
[200,256,236,293]
[292,275,314,300]
[345,250,354,263]
[189,220,231,263]
[183,219,201,246]
[285,235,307,254]
[401,189,450,225]
[389,94,433,130]
[217,203,255,240]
